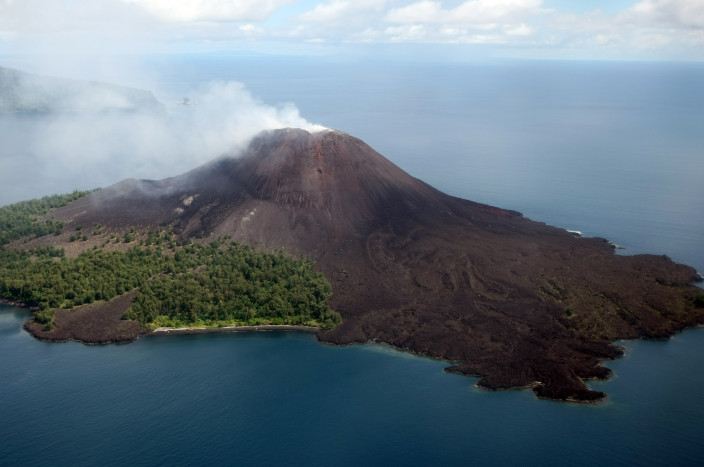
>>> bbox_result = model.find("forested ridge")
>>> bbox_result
[0,190,95,245]
[0,194,340,332]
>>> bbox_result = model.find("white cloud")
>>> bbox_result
[121,0,294,22]
[1,0,704,61]
[540,0,704,56]
[346,27,384,42]
[630,31,674,48]
[298,0,386,23]
[0,0,162,60]
[386,0,543,26]
[503,23,533,36]
[380,0,542,44]
[0,0,150,34]
[386,1,439,23]
[625,0,704,28]
[385,24,427,42]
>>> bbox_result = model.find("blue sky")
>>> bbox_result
[543,0,637,15]
[1,0,703,61]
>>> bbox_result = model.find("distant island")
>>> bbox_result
[0,66,163,113]
[2,127,703,403]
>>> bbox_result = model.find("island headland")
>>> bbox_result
[7,128,704,402]
[0,66,163,113]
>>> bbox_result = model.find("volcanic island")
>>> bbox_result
[5,128,704,402]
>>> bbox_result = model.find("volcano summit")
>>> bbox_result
[20,128,704,402]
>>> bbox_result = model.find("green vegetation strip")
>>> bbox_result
[1,240,339,331]
[125,241,339,330]
[0,190,95,246]
[0,192,340,332]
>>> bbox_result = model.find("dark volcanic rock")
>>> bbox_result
[24,291,145,344]
[51,128,704,401]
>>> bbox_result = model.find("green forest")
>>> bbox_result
[0,190,94,246]
[0,194,340,331]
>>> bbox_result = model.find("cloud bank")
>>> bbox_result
[1,0,703,59]
[122,0,295,22]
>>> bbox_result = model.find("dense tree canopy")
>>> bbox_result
[0,193,339,332]
[126,243,338,329]
[0,190,94,246]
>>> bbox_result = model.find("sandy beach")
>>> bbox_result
[149,324,320,336]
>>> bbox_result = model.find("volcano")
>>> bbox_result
[43,128,704,401]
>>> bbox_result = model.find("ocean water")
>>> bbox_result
[1,58,704,465]
[2,304,704,466]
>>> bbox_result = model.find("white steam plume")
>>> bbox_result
[0,80,326,206]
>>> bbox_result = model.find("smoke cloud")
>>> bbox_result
[0,79,326,206]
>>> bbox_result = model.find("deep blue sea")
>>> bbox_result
[2,305,704,466]
[1,57,703,465]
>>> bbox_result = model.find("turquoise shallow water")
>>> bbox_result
[2,304,704,466]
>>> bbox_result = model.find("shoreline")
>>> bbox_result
[148,324,320,336]
[5,294,703,403]
[0,297,38,311]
